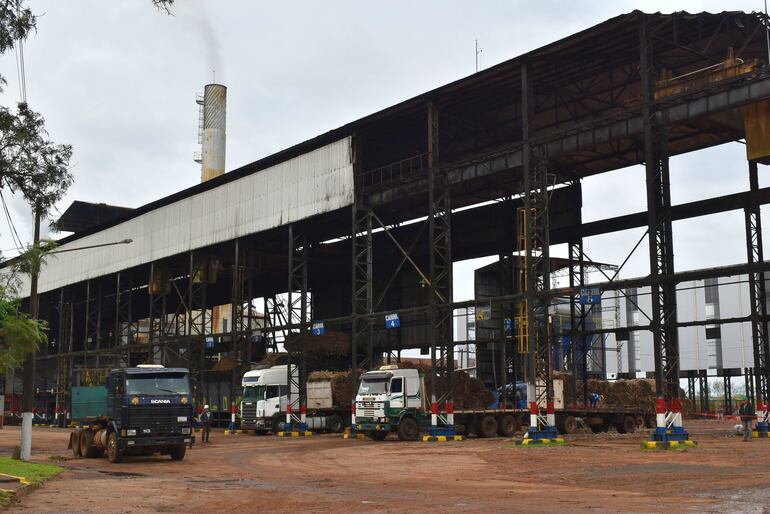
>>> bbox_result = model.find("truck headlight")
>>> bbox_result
[182,427,191,435]
[126,429,136,436]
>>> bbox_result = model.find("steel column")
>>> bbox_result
[745,160,770,434]
[427,100,454,437]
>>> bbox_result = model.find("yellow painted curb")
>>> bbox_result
[422,435,465,442]
[0,473,29,486]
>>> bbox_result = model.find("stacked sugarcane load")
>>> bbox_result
[555,372,655,410]
[556,372,694,416]
[307,370,357,408]
[283,331,350,357]
[396,362,495,409]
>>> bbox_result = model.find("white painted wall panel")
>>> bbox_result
[16,137,353,296]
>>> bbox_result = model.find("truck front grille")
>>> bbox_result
[129,405,191,432]
[241,403,257,419]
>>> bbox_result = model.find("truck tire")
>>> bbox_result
[616,415,636,434]
[271,414,283,434]
[107,432,124,463]
[477,414,498,438]
[70,430,82,457]
[368,430,388,441]
[326,415,343,434]
[562,415,578,435]
[79,429,100,458]
[170,444,186,461]
[644,415,656,428]
[497,414,517,437]
[396,417,420,441]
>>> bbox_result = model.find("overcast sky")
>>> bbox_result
[0,0,765,302]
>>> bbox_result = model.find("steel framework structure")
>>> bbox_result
[12,12,770,442]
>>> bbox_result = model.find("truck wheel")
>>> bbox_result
[396,417,420,441]
[271,414,283,434]
[70,430,82,457]
[562,416,578,435]
[644,415,656,428]
[619,415,636,434]
[170,444,186,461]
[79,429,98,458]
[477,415,498,438]
[326,415,343,433]
[107,432,124,463]
[368,430,388,441]
[497,414,516,437]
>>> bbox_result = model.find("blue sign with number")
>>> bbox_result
[312,322,325,336]
[385,313,400,329]
[579,287,601,305]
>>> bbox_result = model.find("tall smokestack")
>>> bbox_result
[195,83,227,182]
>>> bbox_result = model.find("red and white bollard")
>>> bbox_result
[285,403,292,429]
[529,401,538,431]
[546,401,555,428]
[430,401,439,429]
[655,397,666,430]
[446,402,454,427]
[229,402,237,431]
[350,402,356,431]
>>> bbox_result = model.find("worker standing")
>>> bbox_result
[200,404,212,443]
[739,400,755,442]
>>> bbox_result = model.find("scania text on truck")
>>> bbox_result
[67,365,195,463]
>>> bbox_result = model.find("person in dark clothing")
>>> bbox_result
[739,400,756,442]
[199,405,212,443]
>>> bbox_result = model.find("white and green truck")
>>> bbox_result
[354,365,651,440]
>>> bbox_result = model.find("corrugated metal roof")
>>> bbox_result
[45,10,761,249]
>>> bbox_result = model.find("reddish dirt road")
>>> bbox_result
[1,421,768,513]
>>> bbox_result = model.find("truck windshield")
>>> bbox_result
[125,373,190,396]
[358,378,389,395]
[243,386,265,401]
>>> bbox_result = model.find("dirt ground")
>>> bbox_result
[0,420,768,513]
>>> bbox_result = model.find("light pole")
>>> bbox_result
[20,206,40,461]
[19,214,132,461]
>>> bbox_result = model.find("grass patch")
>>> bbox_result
[0,457,63,485]
[0,456,63,506]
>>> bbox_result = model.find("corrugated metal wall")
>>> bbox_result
[18,137,354,296]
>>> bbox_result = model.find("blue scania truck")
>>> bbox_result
[67,365,195,463]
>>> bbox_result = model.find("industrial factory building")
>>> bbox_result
[4,10,770,435]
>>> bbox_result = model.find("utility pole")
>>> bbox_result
[475,39,482,73]
[20,205,41,461]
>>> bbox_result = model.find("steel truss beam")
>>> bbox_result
[568,240,589,407]
[519,61,557,440]
[286,225,309,431]
[427,100,455,436]
[55,288,72,425]
[745,160,770,433]
[84,280,102,370]
[641,15,689,445]
[148,262,167,364]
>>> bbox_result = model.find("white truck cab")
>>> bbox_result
[240,365,296,432]
[354,366,427,440]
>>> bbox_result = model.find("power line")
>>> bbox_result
[16,1,27,103]
[0,190,25,253]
